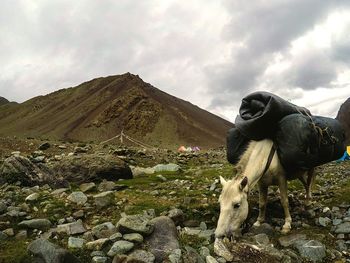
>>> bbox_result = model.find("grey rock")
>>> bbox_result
[183,246,205,263]
[68,237,86,249]
[0,155,54,186]
[334,222,350,234]
[0,201,7,214]
[253,233,270,246]
[146,216,180,262]
[18,218,51,231]
[0,231,7,240]
[109,232,123,242]
[27,238,81,263]
[278,234,307,247]
[214,238,233,261]
[39,142,51,150]
[93,191,115,208]
[168,249,182,263]
[199,246,211,258]
[98,180,117,192]
[107,240,134,257]
[335,240,347,252]
[50,154,132,184]
[15,230,28,240]
[333,219,342,226]
[129,249,156,263]
[123,233,144,243]
[51,188,69,196]
[293,240,326,262]
[168,208,184,225]
[318,217,331,227]
[3,228,14,236]
[206,256,218,263]
[79,182,96,193]
[67,192,88,205]
[92,222,117,239]
[250,223,274,236]
[117,214,154,235]
[131,166,155,176]
[92,256,108,263]
[153,163,180,172]
[25,192,40,202]
[86,238,110,251]
[56,220,86,235]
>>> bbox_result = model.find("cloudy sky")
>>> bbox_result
[2,0,350,122]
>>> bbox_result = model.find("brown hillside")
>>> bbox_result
[336,97,350,145]
[0,73,233,149]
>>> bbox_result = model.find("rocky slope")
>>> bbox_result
[337,97,350,145]
[0,97,9,106]
[0,138,349,262]
[0,73,233,149]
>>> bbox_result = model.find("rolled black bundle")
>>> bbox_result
[275,114,345,172]
[235,91,311,140]
[226,127,250,165]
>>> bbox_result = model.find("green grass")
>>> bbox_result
[0,239,33,263]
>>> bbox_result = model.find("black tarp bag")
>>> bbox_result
[235,91,311,140]
[275,114,345,172]
[226,127,250,165]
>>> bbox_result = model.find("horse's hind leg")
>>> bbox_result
[278,175,292,234]
[253,182,268,227]
[298,169,315,206]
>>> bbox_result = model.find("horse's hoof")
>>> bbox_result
[253,221,261,227]
[281,226,291,234]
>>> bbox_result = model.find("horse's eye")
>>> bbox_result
[233,203,240,209]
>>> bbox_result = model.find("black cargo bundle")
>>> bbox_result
[275,114,345,172]
[226,127,250,164]
[235,91,311,140]
[227,91,345,170]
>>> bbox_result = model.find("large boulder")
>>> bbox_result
[27,238,81,263]
[50,154,132,184]
[145,216,180,262]
[0,155,55,186]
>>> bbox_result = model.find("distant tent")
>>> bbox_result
[178,146,187,152]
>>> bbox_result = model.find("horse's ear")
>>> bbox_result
[220,176,227,186]
[239,176,248,191]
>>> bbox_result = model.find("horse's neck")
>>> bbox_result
[239,139,274,190]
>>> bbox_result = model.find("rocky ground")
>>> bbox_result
[0,137,349,262]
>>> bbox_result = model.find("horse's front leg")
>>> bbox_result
[253,183,268,227]
[278,175,292,234]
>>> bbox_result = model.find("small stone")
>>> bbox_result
[67,192,88,205]
[93,191,115,208]
[51,188,69,196]
[98,181,116,192]
[156,174,167,182]
[128,250,156,263]
[293,240,326,262]
[68,237,86,249]
[79,182,96,193]
[86,238,110,251]
[117,214,153,235]
[334,222,350,234]
[333,219,342,226]
[168,208,184,225]
[109,232,123,242]
[107,240,134,257]
[200,221,207,231]
[0,232,7,240]
[92,256,108,263]
[39,142,51,150]
[3,228,14,236]
[123,233,144,243]
[206,255,219,263]
[18,219,51,231]
[25,193,40,202]
[199,246,210,258]
[278,234,307,247]
[168,249,182,263]
[153,163,180,172]
[335,240,347,252]
[92,222,117,239]
[73,210,84,218]
[56,220,86,235]
[214,238,233,261]
[254,233,270,245]
[15,230,27,240]
[318,217,331,227]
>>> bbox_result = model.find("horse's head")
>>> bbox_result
[215,176,249,239]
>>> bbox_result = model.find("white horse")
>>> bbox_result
[215,139,315,238]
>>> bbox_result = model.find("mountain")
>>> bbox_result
[0,73,233,149]
[0,97,9,106]
[336,97,350,146]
